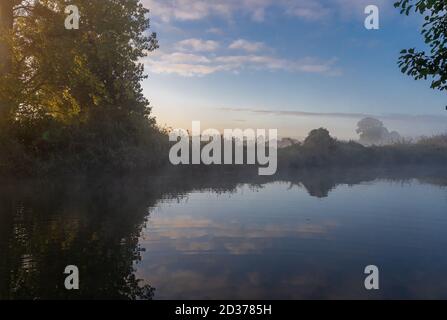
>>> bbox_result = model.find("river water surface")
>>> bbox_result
[1,167,447,299]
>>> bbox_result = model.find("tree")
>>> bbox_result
[0,1,166,172]
[356,117,401,146]
[304,128,336,151]
[0,0,16,119]
[395,0,447,91]
[1,0,158,122]
[0,1,13,73]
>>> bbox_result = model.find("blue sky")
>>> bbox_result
[141,0,446,139]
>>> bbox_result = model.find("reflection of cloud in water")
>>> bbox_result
[136,183,344,298]
[141,215,339,255]
[136,253,381,299]
[135,174,447,299]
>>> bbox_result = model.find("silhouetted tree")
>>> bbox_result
[304,128,336,150]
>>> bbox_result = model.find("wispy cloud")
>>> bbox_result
[143,0,390,23]
[145,50,340,77]
[283,0,331,20]
[223,107,370,119]
[145,37,340,77]
[229,39,266,52]
[176,38,220,52]
[145,52,217,76]
[143,0,235,22]
[221,107,447,123]
[143,0,330,23]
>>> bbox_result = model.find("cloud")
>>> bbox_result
[221,107,447,123]
[215,55,338,74]
[145,50,340,77]
[162,52,211,64]
[229,39,266,52]
[143,0,234,22]
[145,34,341,77]
[282,0,331,20]
[143,0,389,22]
[143,0,345,23]
[223,107,371,119]
[144,52,219,76]
[176,38,220,52]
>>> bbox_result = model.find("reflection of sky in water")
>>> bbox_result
[136,180,447,299]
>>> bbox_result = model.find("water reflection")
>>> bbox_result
[0,177,157,299]
[0,166,447,299]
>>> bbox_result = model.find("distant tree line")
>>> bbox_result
[279,128,447,169]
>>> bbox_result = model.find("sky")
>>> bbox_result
[141,0,447,140]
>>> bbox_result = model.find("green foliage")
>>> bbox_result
[395,0,447,91]
[0,1,168,175]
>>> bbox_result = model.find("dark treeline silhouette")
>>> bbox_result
[2,120,447,175]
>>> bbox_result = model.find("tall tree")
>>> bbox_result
[395,0,447,91]
[0,1,166,171]
[1,0,158,123]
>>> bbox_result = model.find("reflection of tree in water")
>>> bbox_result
[279,166,447,198]
[0,165,446,299]
[0,176,159,299]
